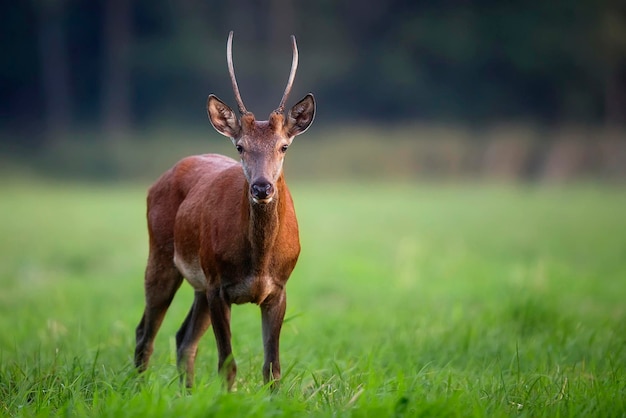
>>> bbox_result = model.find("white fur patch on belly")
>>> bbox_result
[224,274,277,305]
[173,253,207,291]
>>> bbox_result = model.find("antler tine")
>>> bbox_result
[276,35,299,114]
[227,31,248,115]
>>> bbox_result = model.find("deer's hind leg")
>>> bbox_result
[134,255,183,372]
[176,290,212,388]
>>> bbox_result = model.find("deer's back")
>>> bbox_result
[146,154,243,252]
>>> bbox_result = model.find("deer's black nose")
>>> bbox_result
[251,181,274,201]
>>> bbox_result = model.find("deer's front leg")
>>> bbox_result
[260,289,286,388]
[207,289,236,390]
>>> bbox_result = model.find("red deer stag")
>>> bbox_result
[134,31,315,390]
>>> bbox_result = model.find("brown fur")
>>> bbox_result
[134,153,298,387]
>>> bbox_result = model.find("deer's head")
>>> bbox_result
[207,31,315,205]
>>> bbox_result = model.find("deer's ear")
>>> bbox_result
[285,93,315,137]
[207,94,241,138]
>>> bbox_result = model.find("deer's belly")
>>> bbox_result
[222,275,277,305]
[174,253,207,291]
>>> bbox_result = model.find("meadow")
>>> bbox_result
[0,180,625,416]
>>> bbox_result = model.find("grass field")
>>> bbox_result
[0,180,625,417]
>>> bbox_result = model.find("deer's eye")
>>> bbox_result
[236,145,243,154]
[280,144,289,153]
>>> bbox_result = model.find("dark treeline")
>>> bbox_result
[1,0,625,148]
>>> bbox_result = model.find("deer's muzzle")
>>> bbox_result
[250,180,274,204]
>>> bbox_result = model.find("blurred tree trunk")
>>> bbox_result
[269,0,295,46]
[604,65,626,127]
[38,0,71,143]
[268,0,295,104]
[102,0,132,140]
[602,2,626,128]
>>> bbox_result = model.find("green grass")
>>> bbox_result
[0,181,625,416]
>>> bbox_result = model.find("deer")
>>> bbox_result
[133,31,315,390]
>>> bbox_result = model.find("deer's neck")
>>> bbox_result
[245,176,286,273]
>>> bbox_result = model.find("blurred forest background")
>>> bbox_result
[1,0,626,181]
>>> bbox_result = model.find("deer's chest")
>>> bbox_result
[173,247,289,305]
